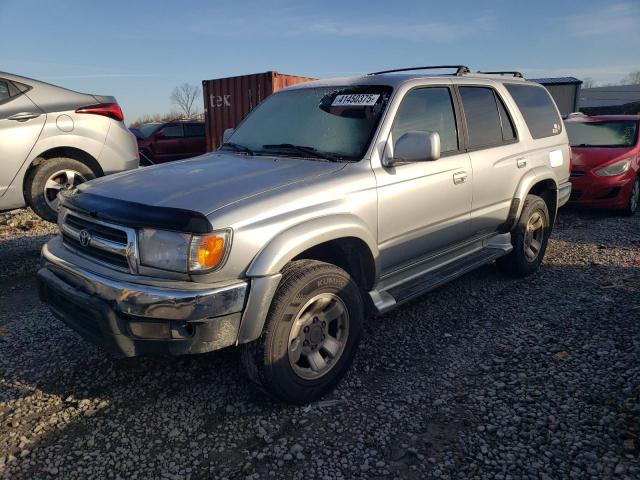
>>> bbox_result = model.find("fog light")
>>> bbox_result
[129,321,171,339]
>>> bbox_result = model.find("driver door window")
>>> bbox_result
[158,124,183,139]
[391,87,459,154]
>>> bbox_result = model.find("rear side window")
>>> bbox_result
[459,87,504,148]
[392,87,459,153]
[184,124,205,137]
[496,96,516,142]
[0,80,10,102]
[505,84,562,139]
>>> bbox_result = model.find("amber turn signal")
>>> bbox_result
[189,232,229,272]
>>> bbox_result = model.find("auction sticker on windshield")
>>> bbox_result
[332,94,380,107]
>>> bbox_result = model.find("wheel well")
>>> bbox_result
[529,179,558,225]
[292,237,376,292]
[23,147,104,192]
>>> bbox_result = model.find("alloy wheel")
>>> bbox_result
[630,179,639,213]
[43,170,87,212]
[523,211,545,262]
[287,293,349,380]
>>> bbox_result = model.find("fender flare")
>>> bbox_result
[237,214,379,344]
[500,167,558,232]
[246,213,379,278]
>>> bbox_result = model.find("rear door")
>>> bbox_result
[376,86,473,274]
[183,123,206,158]
[151,123,184,163]
[457,85,522,234]
[0,79,45,198]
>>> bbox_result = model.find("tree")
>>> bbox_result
[621,71,640,85]
[582,77,596,89]
[170,83,202,118]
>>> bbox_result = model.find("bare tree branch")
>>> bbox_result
[170,83,202,118]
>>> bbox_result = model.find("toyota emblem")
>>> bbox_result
[79,229,91,247]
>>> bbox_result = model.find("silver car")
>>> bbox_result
[38,66,571,404]
[0,72,138,221]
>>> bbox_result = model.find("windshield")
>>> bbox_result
[565,121,639,147]
[138,123,162,139]
[222,86,392,160]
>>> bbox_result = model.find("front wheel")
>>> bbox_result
[241,260,363,404]
[622,176,639,217]
[497,194,551,277]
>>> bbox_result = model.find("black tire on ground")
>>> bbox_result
[622,176,639,217]
[241,260,363,405]
[25,157,95,222]
[497,194,551,277]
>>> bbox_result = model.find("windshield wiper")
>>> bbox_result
[262,143,346,162]
[220,142,254,155]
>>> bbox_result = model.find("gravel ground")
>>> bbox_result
[0,207,638,479]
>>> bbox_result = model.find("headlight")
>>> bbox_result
[139,229,230,273]
[594,158,631,177]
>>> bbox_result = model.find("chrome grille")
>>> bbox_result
[59,208,139,273]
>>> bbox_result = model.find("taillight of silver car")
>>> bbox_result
[75,103,124,122]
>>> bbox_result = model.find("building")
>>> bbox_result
[528,77,583,116]
[577,84,640,115]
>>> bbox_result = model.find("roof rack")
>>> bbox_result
[477,71,524,78]
[369,65,471,76]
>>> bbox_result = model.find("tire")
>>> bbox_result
[25,158,95,222]
[622,176,639,217]
[241,260,363,405]
[497,194,551,277]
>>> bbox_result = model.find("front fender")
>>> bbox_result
[237,214,378,344]
[246,213,379,277]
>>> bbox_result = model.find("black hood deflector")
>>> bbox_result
[60,190,212,234]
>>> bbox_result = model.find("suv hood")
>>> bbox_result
[571,146,636,170]
[78,152,345,215]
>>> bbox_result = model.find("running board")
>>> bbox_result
[369,247,510,313]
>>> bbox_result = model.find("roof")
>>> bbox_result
[529,77,583,86]
[578,84,640,108]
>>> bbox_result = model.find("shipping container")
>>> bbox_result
[202,71,316,151]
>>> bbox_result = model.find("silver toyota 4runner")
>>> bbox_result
[38,66,571,404]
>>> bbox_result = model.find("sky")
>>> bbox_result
[1,0,639,123]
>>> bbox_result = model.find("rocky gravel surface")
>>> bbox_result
[0,207,638,479]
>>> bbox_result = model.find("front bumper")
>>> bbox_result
[568,172,635,208]
[38,241,247,357]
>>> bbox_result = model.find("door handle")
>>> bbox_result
[516,157,527,168]
[7,112,41,121]
[453,171,468,185]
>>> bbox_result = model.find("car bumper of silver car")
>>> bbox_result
[557,181,572,208]
[37,242,248,357]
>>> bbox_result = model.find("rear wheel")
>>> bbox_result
[26,158,95,222]
[622,176,639,217]
[497,194,551,277]
[241,260,363,405]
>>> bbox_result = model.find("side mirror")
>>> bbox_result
[155,131,166,139]
[222,128,235,143]
[391,131,440,165]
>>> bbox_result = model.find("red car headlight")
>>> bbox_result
[594,158,631,177]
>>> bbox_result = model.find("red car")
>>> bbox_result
[564,114,640,216]
[132,121,206,165]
